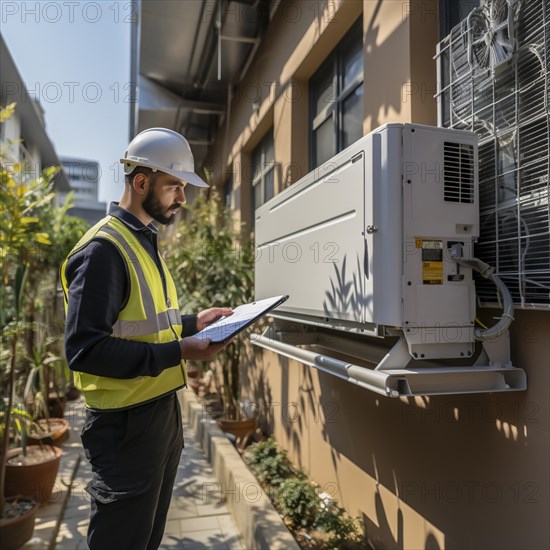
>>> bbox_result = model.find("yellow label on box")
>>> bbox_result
[422,261,443,284]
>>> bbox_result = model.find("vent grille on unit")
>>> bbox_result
[436,0,550,307]
[444,142,475,203]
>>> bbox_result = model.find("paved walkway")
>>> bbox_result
[21,396,244,550]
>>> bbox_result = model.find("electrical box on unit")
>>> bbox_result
[252,123,526,397]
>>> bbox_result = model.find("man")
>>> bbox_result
[61,128,232,550]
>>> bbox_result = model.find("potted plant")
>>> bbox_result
[22,337,70,444]
[0,499,38,550]
[20,346,69,446]
[0,103,63,547]
[0,263,40,548]
[164,188,256,439]
[21,191,88,412]
[2,407,63,504]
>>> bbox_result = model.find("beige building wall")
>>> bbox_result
[206,0,362,224]
[205,2,550,548]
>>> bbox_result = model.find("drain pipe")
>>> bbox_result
[450,245,515,341]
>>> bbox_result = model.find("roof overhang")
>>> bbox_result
[131,0,271,170]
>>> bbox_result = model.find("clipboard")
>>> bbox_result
[194,294,289,343]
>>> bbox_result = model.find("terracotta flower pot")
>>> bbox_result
[0,497,39,550]
[218,417,257,440]
[5,445,63,504]
[27,418,70,446]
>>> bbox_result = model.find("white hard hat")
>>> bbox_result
[120,128,208,187]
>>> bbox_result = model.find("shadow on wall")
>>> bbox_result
[362,488,439,550]
[363,0,407,131]
[241,339,307,459]
[246,347,307,465]
[239,336,273,427]
[362,491,406,550]
[315,352,547,549]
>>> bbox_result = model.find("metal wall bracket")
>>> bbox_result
[250,327,527,398]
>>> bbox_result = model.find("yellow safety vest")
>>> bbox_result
[60,215,187,410]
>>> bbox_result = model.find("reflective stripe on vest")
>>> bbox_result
[97,224,181,338]
[61,215,187,410]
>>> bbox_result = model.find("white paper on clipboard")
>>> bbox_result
[193,295,289,343]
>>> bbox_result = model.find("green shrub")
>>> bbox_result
[316,503,363,549]
[246,437,294,486]
[247,437,280,462]
[278,477,321,529]
[247,437,367,546]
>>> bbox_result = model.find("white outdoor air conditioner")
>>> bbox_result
[251,123,527,397]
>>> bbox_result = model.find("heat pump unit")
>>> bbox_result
[252,123,526,397]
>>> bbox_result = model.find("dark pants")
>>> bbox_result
[81,392,184,550]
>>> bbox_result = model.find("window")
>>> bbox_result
[251,131,275,218]
[310,19,363,168]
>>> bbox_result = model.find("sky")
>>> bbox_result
[1,0,132,205]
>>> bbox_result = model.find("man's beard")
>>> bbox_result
[143,186,180,225]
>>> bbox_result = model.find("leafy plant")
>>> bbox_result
[22,336,66,420]
[163,188,254,418]
[278,477,321,530]
[25,190,89,327]
[0,405,46,456]
[245,436,367,547]
[316,500,363,549]
[246,437,295,486]
[0,102,74,517]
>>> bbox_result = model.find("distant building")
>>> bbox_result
[0,35,69,193]
[59,158,107,224]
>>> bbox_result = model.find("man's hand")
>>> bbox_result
[179,336,228,361]
[196,307,233,332]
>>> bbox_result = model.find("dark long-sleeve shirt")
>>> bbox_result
[64,202,197,379]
